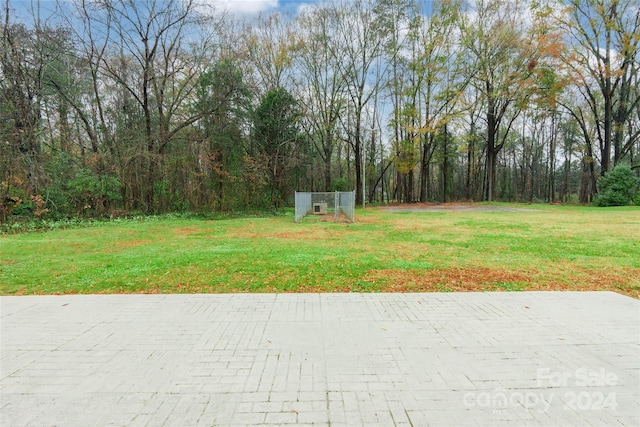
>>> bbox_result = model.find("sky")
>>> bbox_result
[207,0,318,16]
[5,0,320,21]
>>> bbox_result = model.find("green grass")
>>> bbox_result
[1,204,639,297]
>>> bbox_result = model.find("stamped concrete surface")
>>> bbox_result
[1,292,638,426]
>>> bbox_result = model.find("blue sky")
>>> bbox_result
[210,0,319,16]
[5,0,320,21]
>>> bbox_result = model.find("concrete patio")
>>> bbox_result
[1,292,638,426]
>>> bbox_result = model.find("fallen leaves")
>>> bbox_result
[362,266,640,299]
[364,267,533,292]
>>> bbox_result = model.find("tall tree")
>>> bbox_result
[329,0,388,206]
[295,6,347,191]
[192,58,250,210]
[91,0,219,211]
[375,0,418,203]
[1,7,44,197]
[555,0,640,176]
[459,0,548,201]
[412,0,466,202]
[252,87,302,207]
[242,13,298,95]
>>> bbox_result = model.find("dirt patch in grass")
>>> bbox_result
[100,240,153,254]
[363,267,639,298]
[116,240,152,248]
[234,228,344,241]
[300,212,354,223]
[95,239,153,254]
[175,227,200,237]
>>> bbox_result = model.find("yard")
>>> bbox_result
[1,203,638,298]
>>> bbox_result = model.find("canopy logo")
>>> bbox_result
[463,367,619,413]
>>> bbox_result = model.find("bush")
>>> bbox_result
[595,165,639,207]
[330,177,349,192]
[67,169,123,215]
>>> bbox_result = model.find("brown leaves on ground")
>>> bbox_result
[57,266,639,299]
[363,267,639,299]
[365,267,531,292]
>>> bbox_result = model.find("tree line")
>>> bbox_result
[1,0,639,220]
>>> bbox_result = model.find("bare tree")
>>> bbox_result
[81,0,219,211]
[459,0,546,201]
[294,6,347,191]
[554,0,640,175]
[328,0,388,206]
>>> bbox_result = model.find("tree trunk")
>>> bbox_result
[602,81,612,176]
[324,131,332,190]
[419,137,429,202]
[354,135,362,206]
[442,125,449,203]
[486,94,497,201]
[548,113,557,202]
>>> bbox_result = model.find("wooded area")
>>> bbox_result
[1,0,639,219]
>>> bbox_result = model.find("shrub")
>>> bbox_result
[595,165,639,207]
[67,169,123,215]
[330,177,349,192]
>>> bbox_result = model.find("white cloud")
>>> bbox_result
[296,3,316,16]
[197,0,279,16]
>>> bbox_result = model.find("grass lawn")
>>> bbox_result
[1,203,638,298]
